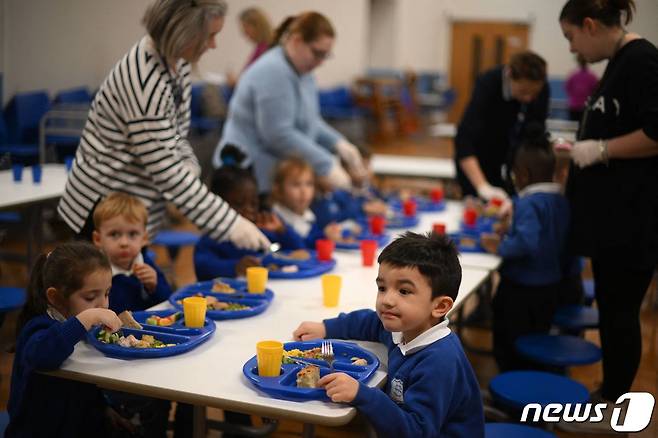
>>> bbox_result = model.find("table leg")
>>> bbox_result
[192,405,207,438]
[302,423,315,438]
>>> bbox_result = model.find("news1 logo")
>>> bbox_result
[521,392,655,432]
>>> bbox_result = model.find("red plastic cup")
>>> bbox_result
[360,240,377,266]
[490,197,504,207]
[463,207,477,227]
[402,199,417,217]
[369,216,386,235]
[432,223,446,235]
[430,188,444,203]
[315,239,335,261]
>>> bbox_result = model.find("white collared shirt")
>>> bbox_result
[111,252,144,277]
[391,318,451,356]
[272,203,316,238]
[518,182,563,198]
[46,306,67,322]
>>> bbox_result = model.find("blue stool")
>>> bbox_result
[151,231,200,261]
[485,423,555,437]
[490,371,589,411]
[553,305,599,331]
[0,287,26,331]
[582,278,595,305]
[516,334,601,367]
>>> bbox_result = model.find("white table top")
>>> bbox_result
[370,154,456,179]
[55,250,490,426]
[0,164,68,209]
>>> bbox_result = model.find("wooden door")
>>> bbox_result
[448,21,529,123]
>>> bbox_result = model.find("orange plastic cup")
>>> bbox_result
[360,240,377,266]
[183,296,207,328]
[322,274,342,307]
[246,266,268,294]
[256,340,283,377]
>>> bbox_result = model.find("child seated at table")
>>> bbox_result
[293,232,484,437]
[92,192,172,314]
[270,157,344,247]
[7,242,126,437]
[194,151,305,280]
[480,126,570,371]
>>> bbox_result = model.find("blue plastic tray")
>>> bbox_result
[385,213,420,229]
[460,216,497,234]
[334,232,390,250]
[263,250,336,279]
[448,232,485,253]
[88,310,216,359]
[169,279,274,320]
[390,196,446,213]
[243,340,380,401]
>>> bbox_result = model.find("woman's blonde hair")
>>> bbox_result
[143,0,227,61]
[239,7,273,45]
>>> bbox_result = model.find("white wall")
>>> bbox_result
[2,0,369,104]
[368,0,398,69]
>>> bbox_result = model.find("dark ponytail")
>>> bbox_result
[16,241,110,336]
[560,0,636,27]
[211,144,257,198]
[269,12,335,49]
[514,122,555,183]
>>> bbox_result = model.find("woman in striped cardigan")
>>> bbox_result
[58,0,269,251]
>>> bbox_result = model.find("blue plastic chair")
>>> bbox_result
[0,287,26,314]
[151,230,200,261]
[189,84,222,134]
[319,87,363,120]
[490,370,589,411]
[54,86,93,104]
[4,91,51,144]
[553,305,599,331]
[485,423,556,438]
[515,334,601,367]
[0,111,39,163]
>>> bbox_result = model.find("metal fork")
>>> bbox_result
[321,340,335,371]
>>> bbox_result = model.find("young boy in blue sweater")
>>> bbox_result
[481,127,570,371]
[92,192,172,313]
[194,160,306,281]
[293,232,484,437]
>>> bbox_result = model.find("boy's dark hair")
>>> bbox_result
[514,123,555,184]
[509,51,547,82]
[377,231,461,300]
[17,241,110,337]
[211,144,257,197]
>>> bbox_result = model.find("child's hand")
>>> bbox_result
[318,372,359,403]
[236,256,261,276]
[480,233,501,254]
[323,223,342,242]
[77,308,122,332]
[133,263,157,293]
[292,321,326,341]
[363,200,388,216]
[256,212,285,234]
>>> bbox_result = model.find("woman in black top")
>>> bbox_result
[560,0,658,405]
[454,51,550,200]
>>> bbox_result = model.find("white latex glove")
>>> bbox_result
[335,140,368,180]
[227,215,271,251]
[476,183,509,202]
[324,160,352,190]
[571,140,604,168]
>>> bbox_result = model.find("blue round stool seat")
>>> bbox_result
[515,334,601,367]
[553,305,599,330]
[485,423,555,437]
[151,231,200,247]
[0,287,26,313]
[490,371,589,411]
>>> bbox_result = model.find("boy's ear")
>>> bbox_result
[431,296,454,319]
[92,230,102,248]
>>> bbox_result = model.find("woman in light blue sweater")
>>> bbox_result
[213,12,366,194]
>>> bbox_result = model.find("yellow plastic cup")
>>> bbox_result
[246,266,268,294]
[183,296,207,328]
[256,340,283,377]
[322,274,342,307]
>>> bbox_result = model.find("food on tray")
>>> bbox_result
[283,347,322,363]
[211,280,236,293]
[144,312,182,327]
[274,249,311,261]
[296,365,320,388]
[266,263,300,273]
[459,236,478,249]
[176,294,251,311]
[96,330,175,348]
[118,310,143,329]
[351,357,368,366]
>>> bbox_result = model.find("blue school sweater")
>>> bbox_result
[7,315,109,437]
[109,250,172,314]
[324,310,484,438]
[311,190,365,229]
[498,183,570,286]
[194,227,305,280]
